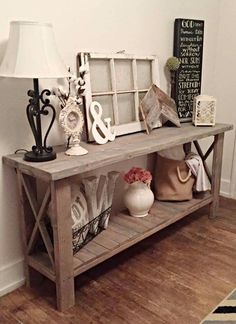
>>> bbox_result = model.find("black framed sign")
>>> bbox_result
[173,18,204,121]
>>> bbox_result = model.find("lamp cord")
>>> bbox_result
[14,149,29,154]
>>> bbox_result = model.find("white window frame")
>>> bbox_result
[77,52,160,142]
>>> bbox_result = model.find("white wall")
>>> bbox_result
[0,0,227,295]
[212,0,236,198]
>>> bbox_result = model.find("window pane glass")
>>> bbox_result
[115,60,133,91]
[117,93,135,123]
[90,59,111,92]
[137,60,152,89]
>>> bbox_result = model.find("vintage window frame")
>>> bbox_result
[77,52,160,142]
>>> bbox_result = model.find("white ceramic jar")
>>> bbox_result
[124,182,154,217]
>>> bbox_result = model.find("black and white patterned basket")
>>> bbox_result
[72,206,111,254]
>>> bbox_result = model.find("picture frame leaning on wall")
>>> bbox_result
[77,52,161,142]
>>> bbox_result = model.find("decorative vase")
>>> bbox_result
[124,182,154,217]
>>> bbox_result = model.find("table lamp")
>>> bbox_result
[0,21,70,162]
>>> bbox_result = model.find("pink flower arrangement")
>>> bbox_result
[124,167,152,186]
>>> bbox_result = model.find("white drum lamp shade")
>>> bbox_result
[0,21,70,78]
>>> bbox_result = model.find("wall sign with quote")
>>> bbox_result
[173,18,204,121]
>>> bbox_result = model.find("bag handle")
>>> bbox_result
[177,166,192,183]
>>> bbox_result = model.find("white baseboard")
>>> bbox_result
[0,259,25,297]
[220,178,231,198]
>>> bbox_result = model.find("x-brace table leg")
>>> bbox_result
[17,171,75,310]
[193,132,225,218]
[17,171,54,284]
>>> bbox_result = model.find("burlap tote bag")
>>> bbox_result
[154,154,195,201]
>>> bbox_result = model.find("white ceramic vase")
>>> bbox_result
[124,182,154,217]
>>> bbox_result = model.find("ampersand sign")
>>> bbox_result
[90,101,116,144]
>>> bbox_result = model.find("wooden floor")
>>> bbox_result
[1,197,236,324]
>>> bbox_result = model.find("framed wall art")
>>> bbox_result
[77,52,160,141]
[173,18,204,121]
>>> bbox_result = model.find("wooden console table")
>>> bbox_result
[3,123,233,311]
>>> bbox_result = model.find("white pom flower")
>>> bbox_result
[76,98,83,105]
[80,85,86,91]
[51,87,59,96]
[69,76,77,82]
[79,63,89,74]
[59,86,68,97]
[70,96,76,102]
[78,77,85,86]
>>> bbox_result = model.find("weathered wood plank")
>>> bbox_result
[92,231,119,249]
[203,140,215,160]
[3,123,233,181]
[96,227,131,244]
[16,171,36,287]
[74,248,97,263]
[108,221,138,238]
[210,133,225,218]
[194,140,212,182]
[26,186,54,267]
[89,53,157,60]
[81,240,110,256]
[72,193,212,276]
[50,179,75,311]
[27,192,213,281]
[110,58,119,125]
[28,253,55,282]
[115,211,164,229]
[111,213,150,233]
[92,89,149,96]
[132,59,140,122]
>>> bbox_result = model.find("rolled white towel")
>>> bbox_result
[185,153,211,192]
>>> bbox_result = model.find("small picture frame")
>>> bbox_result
[59,100,83,136]
[59,99,88,155]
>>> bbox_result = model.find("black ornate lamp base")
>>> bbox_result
[24,150,56,162]
[25,78,57,163]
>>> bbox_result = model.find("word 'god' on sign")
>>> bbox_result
[173,18,204,121]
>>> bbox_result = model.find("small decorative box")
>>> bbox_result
[192,95,216,126]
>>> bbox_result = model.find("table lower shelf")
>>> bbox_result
[28,192,212,282]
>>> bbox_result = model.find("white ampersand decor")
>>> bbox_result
[90,101,116,144]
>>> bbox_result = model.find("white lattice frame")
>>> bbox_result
[78,52,160,142]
